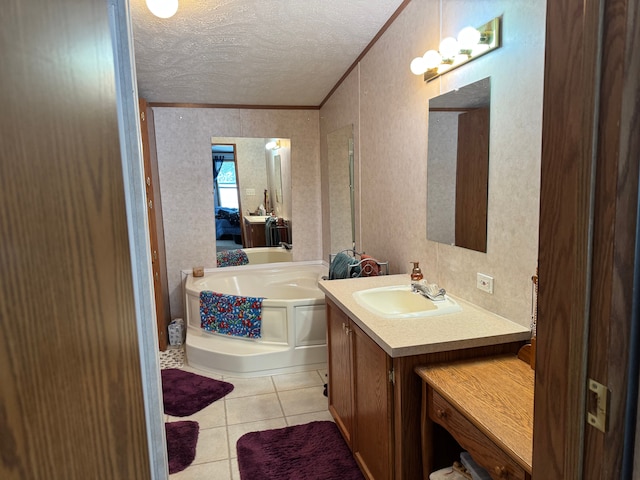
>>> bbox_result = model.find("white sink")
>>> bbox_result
[352,285,462,318]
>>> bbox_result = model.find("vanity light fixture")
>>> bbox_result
[410,16,501,82]
[146,0,178,18]
[265,140,281,151]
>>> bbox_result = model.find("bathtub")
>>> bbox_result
[184,261,328,377]
[236,246,293,264]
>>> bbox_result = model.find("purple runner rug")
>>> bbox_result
[161,368,234,417]
[236,421,365,480]
[166,421,199,474]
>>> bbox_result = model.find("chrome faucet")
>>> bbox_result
[279,242,293,250]
[411,282,446,301]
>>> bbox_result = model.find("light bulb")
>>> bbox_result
[146,0,178,18]
[410,56,428,75]
[457,26,481,51]
[422,50,442,69]
[439,37,459,59]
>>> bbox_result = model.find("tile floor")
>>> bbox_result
[167,364,333,480]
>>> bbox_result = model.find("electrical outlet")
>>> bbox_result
[246,188,255,196]
[476,273,494,294]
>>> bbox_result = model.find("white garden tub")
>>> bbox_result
[242,246,293,264]
[184,261,328,377]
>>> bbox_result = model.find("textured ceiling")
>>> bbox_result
[130,0,406,106]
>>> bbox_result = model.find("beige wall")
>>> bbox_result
[320,0,546,328]
[153,108,321,318]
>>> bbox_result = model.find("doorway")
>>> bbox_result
[212,143,243,252]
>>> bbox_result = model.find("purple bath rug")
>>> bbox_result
[236,421,364,480]
[161,368,234,417]
[166,421,199,474]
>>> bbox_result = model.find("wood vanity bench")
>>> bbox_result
[416,355,534,479]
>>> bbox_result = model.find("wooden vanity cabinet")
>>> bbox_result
[243,217,267,247]
[326,298,524,480]
[327,301,355,445]
[327,299,393,480]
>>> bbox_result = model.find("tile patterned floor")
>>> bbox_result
[162,355,331,480]
[160,346,185,369]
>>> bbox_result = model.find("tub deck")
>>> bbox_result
[184,261,329,377]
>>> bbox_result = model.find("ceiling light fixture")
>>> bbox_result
[410,17,501,82]
[146,0,179,19]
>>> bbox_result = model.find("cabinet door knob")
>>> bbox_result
[435,408,447,419]
[494,466,507,478]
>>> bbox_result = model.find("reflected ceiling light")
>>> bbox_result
[410,17,501,82]
[265,140,281,150]
[146,0,178,18]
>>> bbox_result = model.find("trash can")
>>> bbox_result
[168,318,185,347]
[460,452,492,480]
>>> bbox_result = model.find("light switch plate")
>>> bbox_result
[476,273,494,294]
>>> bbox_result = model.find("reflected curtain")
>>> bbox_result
[212,155,224,207]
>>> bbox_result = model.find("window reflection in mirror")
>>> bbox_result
[327,125,355,253]
[212,136,291,252]
[427,77,490,253]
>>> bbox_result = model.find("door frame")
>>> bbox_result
[108,0,167,478]
[535,0,640,477]
[212,142,246,249]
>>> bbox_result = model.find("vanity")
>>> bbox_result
[318,274,531,480]
[416,355,533,479]
[243,215,269,247]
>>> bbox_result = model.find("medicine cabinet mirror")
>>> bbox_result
[327,125,355,253]
[427,77,490,253]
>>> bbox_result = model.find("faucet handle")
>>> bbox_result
[425,284,446,300]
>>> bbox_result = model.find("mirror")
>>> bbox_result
[212,136,291,252]
[327,125,355,253]
[427,77,490,253]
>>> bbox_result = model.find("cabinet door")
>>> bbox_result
[327,300,354,446]
[243,218,253,247]
[352,321,394,480]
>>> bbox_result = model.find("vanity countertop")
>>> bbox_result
[243,215,271,223]
[318,274,531,358]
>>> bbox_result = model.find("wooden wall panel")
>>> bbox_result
[0,0,151,478]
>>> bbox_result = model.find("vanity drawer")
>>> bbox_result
[430,390,528,480]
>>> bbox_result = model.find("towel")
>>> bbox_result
[216,249,249,267]
[200,291,263,338]
[359,254,381,277]
[329,252,360,280]
[265,216,280,246]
